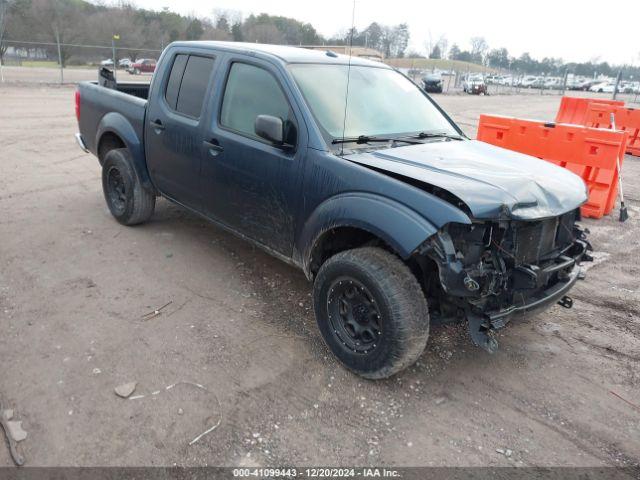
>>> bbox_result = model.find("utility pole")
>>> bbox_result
[0,0,8,83]
[613,70,622,100]
[112,34,119,81]
[560,67,569,96]
[55,28,63,84]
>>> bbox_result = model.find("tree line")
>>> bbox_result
[0,0,411,65]
[412,35,640,79]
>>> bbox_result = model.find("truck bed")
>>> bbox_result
[108,81,150,100]
[76,80,148,157]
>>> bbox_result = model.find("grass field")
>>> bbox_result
[19,60,59,68]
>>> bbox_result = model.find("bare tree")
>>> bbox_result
[28,0,83,67]
[436,35,448,59]
[470,36,488,64]
[0,0,15,62]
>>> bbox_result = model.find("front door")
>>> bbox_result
[200,59,305,256]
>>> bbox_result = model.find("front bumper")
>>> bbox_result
[422,216,591,353]
[465,263,583,354]
[487,263,580,326]
[423,83,443,93]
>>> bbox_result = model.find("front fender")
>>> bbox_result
[96,112,153,190]
[297,193,440,276]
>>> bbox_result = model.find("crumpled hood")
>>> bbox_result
[345,139,588,220]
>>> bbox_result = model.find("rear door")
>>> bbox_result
[200,57,307,256]
[145,51,217,210]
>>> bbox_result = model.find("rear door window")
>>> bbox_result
[164,54,188,110]
[175,55,215,118]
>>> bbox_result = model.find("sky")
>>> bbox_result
[133,0,640,65]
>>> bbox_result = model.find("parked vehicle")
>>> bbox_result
[543,78,563,90]
[462,75,487,95]
[617,82,634,94]
[127,58,156,74]
[589,82,611,93]
[75,41,591,379]
[118,58,133,68]
[100,58,114,67]
[572,79,598,91]
[421,72,443,93]
[518,76,541,88]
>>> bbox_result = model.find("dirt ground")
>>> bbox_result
[0,81,639,468]
[0,65,152,84]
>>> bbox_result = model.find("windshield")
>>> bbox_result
[288,64,458,141]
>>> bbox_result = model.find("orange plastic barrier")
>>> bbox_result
[582,104,640,157]
[555,97,639,156]
[555,96,624,125]
[477,115,628,218]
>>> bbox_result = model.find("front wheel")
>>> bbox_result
[102,148,155,226]
[313,247,430,379]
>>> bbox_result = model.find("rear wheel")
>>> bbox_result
[102,148,155,226]
[313,247,430,379]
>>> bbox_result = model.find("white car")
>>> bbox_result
[617,82,635,94]
[499,76,514,86]
[100,58,114,67]
[118,58,132,68]
[519,76,541,88]
[589,82,612,93]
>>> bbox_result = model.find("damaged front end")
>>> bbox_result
[417,209,592,353]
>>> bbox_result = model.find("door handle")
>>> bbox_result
[150,119,165,131]
[203,139,224,155]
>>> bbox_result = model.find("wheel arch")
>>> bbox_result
[96,112,154,192]
[297,193,438,279]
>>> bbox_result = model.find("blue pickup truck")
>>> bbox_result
[75,41,591,378]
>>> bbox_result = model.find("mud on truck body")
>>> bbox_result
[75,41,592,379]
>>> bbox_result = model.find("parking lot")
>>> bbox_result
[0,80,639,468]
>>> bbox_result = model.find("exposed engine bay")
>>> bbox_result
[417,209,592,352]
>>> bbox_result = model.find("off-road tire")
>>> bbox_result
[102,148,155,226]
[313,247,430,379]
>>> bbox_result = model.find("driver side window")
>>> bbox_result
[220,62,297,145]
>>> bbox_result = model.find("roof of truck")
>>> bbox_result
[169,41,389,68]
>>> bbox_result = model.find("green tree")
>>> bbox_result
[486,47,509,69]
[216,15,229,33]
[231,21,242,41]
[448,43,461,60]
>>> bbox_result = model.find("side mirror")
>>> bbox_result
[255,114,284,145]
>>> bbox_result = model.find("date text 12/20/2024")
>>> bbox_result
[232,467,401,477]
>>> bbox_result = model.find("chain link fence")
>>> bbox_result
[400,65,640,104]
[0,39,161,84]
